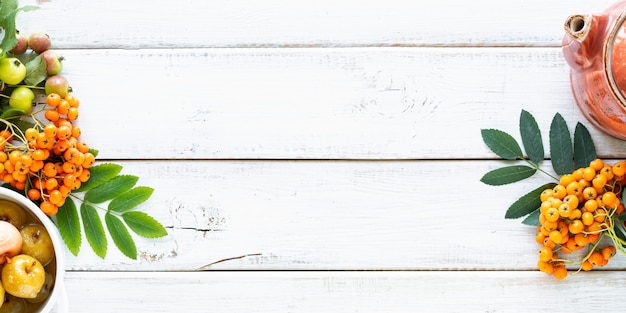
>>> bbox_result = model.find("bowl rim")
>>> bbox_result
[0,187,65,312]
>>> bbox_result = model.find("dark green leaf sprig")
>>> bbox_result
[55,162,167,259]
[480,110,597,226]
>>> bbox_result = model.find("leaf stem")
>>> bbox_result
[522,158,559,182]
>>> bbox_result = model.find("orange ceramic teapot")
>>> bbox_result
[563,1,626,140]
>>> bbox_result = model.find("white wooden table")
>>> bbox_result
[16,0,626,311]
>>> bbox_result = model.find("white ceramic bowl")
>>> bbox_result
[0,187,66,313]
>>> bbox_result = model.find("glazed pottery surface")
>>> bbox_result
[563,0,626,140]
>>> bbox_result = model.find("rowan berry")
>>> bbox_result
[27,188,40,201]
[553,266,568,280]
[44,109,59,122]
[573,168,585,181]
[549,230,562,244]
[574,233,589,246]
[24,128,38,142]
[581,211,594,226]
[545,207,560,222]
[587,233,600,243]
[76,142,89,154]
[536,232,546,245]
[43,162,57,178]
[558,203,572,218]
[614,161,626,176]
[543,220,558,231]
[46,93,61,107]
[590,159,604,171]
[29,160,43,172]
[539,246,553,262]
[57,99,69,115]
[582,260,594,271]
[71,126,81,139]
[58,185,71,198]
[601,192,619,209]
[592,174,608,189]
[538,260,554,274]
[602,246,616,260]
[563,194,579,210]
[595,208,607,223]
[62,173,76,188]
[565,181,583,197]
[600,165,614,181]
[44,178,58,191]
[583,167,596,182]
[540,189,554,202]
[584,199,598,212]
[56,125,71,140]
[560,174,575,187]
[589,251,605,266]
[48,190,63,205]
[586,221,604,233]
[67,107,78,121]
[569,219,584,234]
[39,202,57,216]
[553,185,567,199]
[82,153,95,168]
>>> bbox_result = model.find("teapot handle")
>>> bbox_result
[605,9,626,106]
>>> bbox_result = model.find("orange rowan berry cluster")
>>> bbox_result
[536,158,624,280]
[0,93,94,216]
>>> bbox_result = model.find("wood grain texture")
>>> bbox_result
[46,47,626,160]
[60,271,625,313]
[11,0,626,311]
[16,0,618,48]
[59,160,626,271]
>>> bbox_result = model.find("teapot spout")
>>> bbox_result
[562,14,605,70]
[564,14,591,42]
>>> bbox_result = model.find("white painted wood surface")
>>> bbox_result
[11,0,626,312]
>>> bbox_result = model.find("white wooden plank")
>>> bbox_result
[59,160,626,271]
[53,47,626,160]
[59,271,626,313]
[15,0,617,48]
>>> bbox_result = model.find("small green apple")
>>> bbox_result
[9,32,27,55]
[0,58,26,85]
[0,295,26,313]
[20,224,54,266]
[27,32,50,54]
[0,221,23,265]
[40,50,62,76]
[0,200,26,229]
[44,75,69,98]
[8,87,34,113]
[1,254,46,299]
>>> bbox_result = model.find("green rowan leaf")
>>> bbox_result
[105,212,136,259]
[480,165,537,186]
[24,54,47,86]
[84,175,138,204]
[519,110,544,164]
[521,208,541,226]
[75,163,122,192]
[81,203,107,258]
[481,129,523,160]
[55,199,81,256]
[0,108,24,119]
[505,183,557,219]
[0,3,38,57]
[108,186,154,213]
[549,113,573,175]
[573,122,597,169]
[123,211,167,238]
